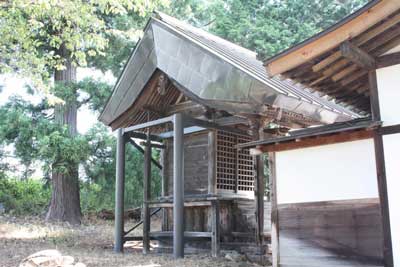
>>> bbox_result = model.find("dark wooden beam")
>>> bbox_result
[128,139,162,170]
[260,130,373,153]
[142,135,151,254]
[211,200,220,257]
[369,70,394,267]
[368,71,381,121]
[161,142,168,231]
[379,124,400,136]
[373,132,394,267]
[183,115,248,136]
[376,52,400,69]
[340,41,376,70]
[253,126,265,246]
[173,113,184,258]
[166,101,207,117]
[123,115,174,134]
[269,152,279,267]
[207,131,217,194]
[139,141,165,149]
[114,129,126,252]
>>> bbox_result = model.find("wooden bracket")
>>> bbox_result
[340,41,376,70]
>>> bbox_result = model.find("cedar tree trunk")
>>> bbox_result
[46,45,82,224]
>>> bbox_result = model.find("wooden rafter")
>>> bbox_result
[265,1,400,75]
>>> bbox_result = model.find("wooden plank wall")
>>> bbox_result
[164,132,209,195]
[264,201,272,234]
[278,198,384,267]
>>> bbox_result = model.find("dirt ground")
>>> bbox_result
[0,215,260,267]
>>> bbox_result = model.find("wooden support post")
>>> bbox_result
[208,130,216,194]
[269,152,279,267]
[252,125,265,246]
[173,113,184,258]
[369,70,394,267]
[211,200,220,257]
[128,139,162,170]
[114,128,126,253]
[256,152,265,245]
[142,132,151,254]
[161,141,168,231]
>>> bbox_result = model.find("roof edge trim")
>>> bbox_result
[264,0,400,76]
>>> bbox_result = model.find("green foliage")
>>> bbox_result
[0,96,89,176]
[207,0,368,59]
[0,0,169,94]
[81,123,162,212]
[77,78,113,112]
[0,178,50,215]
[39,129,89,175]
[0,97,49,178]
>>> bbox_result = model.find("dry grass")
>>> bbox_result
[0,215,257,267]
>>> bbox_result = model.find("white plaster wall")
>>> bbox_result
[383,134,400,266]
[376,64,400,126]
[275,139,378,204]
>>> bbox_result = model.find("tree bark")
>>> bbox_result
[46,45,82,225]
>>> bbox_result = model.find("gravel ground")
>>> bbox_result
[0,215,261,267]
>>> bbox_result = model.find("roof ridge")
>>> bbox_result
[153,11,258,59]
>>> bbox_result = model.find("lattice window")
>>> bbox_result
[216,131,254,192]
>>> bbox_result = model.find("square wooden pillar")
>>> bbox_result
[173,113,184,258]
[114,128,126,253]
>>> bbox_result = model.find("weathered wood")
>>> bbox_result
[114,129,126,253]
[211,200,220,257]
[269,152,279,267]
[373,132,394,267]
[278,198,384,266]
[376,51,400,69]
[331,64,360,82]
[261,130,373,153]
[254,128,265,245]
[166,101,207,117]
[128,139,162,170]
[142,136,151,254]
[140,141,165,149]
[173,113,184,258]
[356,12,400,45]
[265,1,400,75]
[379,124,400,136]
[165,132,209,195]
[369,70,381,121]
[161,142,168,231]
[340,69,368,86]
[369,69,394,267]
[123,115,174,134]
[148,201,212,208]
[151,231,211,238]
[373,34,400,57]
[124,208,162,236]
[184,115,248,136]
[208,131,217,194]
[340,41,376,70]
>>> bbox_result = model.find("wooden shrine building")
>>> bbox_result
[98,12,354,261]
[240,0,400,266]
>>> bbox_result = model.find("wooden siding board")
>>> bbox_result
[278,198,384,267]
[165,132,209,195]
